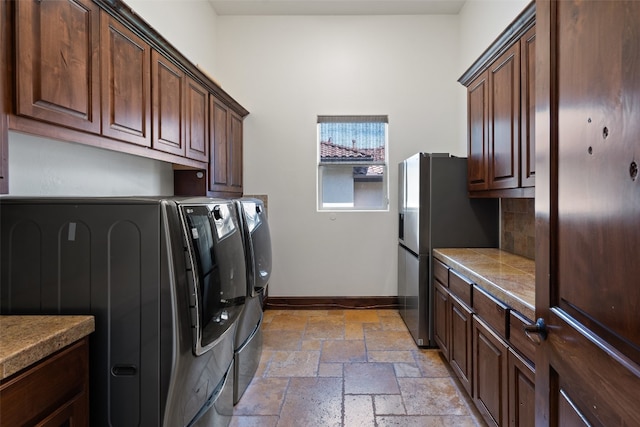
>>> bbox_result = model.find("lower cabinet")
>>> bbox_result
[450,295,473,396]
[508,348,535,427]
[473,316,509,427]
[0,338,90,426]
[433,264,535,427]
[434,281,450,360]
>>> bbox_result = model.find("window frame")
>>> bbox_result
[316,115,389,212]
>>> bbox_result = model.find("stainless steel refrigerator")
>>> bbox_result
[398,153,499,347]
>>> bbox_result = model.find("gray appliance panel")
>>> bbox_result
[0,201,168,426]
[398,247,429,346]
[232,198,271,406]
[233,299,264,404]
[192,360,234,427]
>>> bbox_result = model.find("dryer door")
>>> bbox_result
[182,202,246,354]
[240,199,272,296]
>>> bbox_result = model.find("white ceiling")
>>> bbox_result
[209,0,467,16]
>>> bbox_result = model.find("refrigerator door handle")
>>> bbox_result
[399,213,404,240]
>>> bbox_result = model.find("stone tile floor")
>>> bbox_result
[230,309,486,427]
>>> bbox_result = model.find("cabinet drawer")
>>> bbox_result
[509,310,536,364]
[449,269,473,307]
[433,258,449,286]
[473,285,509,339]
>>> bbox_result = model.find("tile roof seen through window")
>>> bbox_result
[320,139,385,177]
[320,140,370,160]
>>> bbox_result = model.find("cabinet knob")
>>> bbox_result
[524,318,548,344]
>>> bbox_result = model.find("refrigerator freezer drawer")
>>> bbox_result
[398,246,430,347]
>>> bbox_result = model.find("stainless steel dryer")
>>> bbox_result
[233,198,272,404]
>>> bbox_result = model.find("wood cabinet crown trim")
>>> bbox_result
[458,0,535,87]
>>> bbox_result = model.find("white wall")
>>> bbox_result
[7,0,219,197]
[125,0,219,76]
[6,1,530,298]
[456,0,531,148]
[215,15,461,297]
[9,132,172,195]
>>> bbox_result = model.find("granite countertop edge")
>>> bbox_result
[433,248,535,320]
[0,315,95,380]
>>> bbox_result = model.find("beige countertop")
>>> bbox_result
[433,248,535,320]
[0,315,95,380]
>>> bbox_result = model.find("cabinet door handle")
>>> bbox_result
[524,318,548,344]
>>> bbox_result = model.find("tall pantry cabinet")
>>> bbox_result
[535,0,640,424]
[0,0,8,193]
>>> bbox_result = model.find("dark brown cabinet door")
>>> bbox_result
[15,0,100,133]
[462,7,535,197]
[434,282,449,361]
[450,295,473,396]
[152,50,185,156]
[520,27,535,188]
[473,317,508,427]
[101,12,151,147]
[536,1,640,425]
[507,349,534,427]
[488,43,520,190]
[0,0,8,194]
[185,79,209,162]
[209,96,243,195]
[467,71,490,192]
[229,110,243,191]
[210,97,229,192]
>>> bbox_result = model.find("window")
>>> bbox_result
[317,115,388,211]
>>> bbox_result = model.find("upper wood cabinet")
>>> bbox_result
[175,94,245,197]
[467,71,490,192]
[1,0,249,194]
[152,50,186,157]
[520,26,536,188]
[15,0,101,134]
[488,43,520,190]
[209,96,243,195]
[100,11,151,147]
[185,78,209,163]
[229,110,244,190]
[108,40,209,162]
[459,2,535,198]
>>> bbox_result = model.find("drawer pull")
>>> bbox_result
[524,318,548,344]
